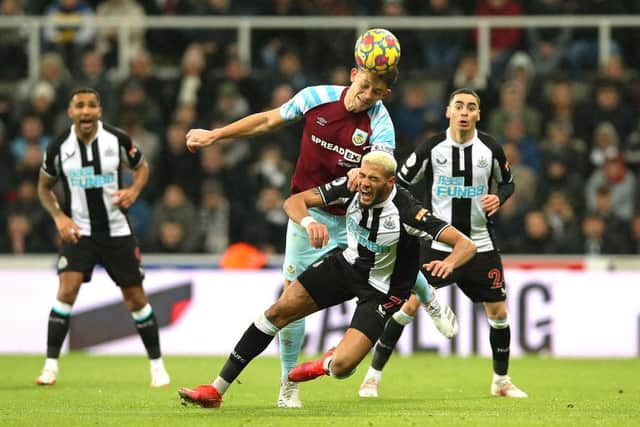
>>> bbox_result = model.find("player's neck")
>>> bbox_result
[451,128,474,144]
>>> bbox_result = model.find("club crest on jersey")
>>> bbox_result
[352,128,368,146]
[316,116,327,126]
[383,216,396,230]
[477,156,489,168]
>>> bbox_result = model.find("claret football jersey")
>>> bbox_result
[280,85,395,215]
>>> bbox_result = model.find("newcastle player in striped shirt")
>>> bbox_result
[184,65,456,407]
[35,88,170,388]
[358,88,528,398]
[177,151,475,408]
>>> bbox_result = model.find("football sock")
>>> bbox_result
[46,300,72,358]
[412,271,434,304]
[488,317,510,376]
[278,317,305,382]
[149,357,165,371]
[220,314,279,384]
[371,316,406,371]
[364,366,382,382]
[44,357,59,371]
[131,304,161,359]
[212,376,230,395]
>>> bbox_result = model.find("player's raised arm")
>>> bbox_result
[186,108,287,152]
[283,189,329,249]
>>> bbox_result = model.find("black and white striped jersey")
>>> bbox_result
[317,177,450,295]
[41,121,144,237]
[397,129,514,253]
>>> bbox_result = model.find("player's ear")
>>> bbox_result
[477,110,480,123]
[350,68,359,82]
[383,88,391,97]
[445,105,451,119]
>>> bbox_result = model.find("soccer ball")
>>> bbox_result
[354,28,401,73]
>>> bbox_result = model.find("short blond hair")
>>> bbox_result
[362,151,397,178]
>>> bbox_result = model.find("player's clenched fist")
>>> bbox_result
[185,128,216,153]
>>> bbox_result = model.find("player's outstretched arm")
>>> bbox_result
[283,189,329,249]
[185,108,287,153]
[424,227,476,278]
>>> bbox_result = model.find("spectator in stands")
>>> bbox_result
[95,0,146,69]
[213,56,266,113]
[541,190,581,251]
[541,78,582,137]
[148,184,200,253]
[118,112,161,177]
[536,152,584,210]
[247,144,293,194]
[392,80,442,160]
[198,179,230,254]
[143,0,192,63]
[445,51,498,114]
[539,120,588,177]
[152,120,201,202]
[564,0,625,76]
[0,0,28,80]
[586,159,636,221]
[474,0,524,79]
[503,52,541,103]
[493,196,525,253]
[43,0,95,71]
[17,52,71,119]
[580,80,635,144]
[14,143,42,183]
[242,186,288,254]
[524,0,573,77]
[115,78,162,131]
[10,115,49,164]
[416,0,464,74]
[76,50,115,118]
[513,210,562,254]
[500,116,541,174]
[123,50,169,117]
[210,82,250,124]
[1,180,54,253]
[501,141,537,212]
[588,121,620,172]
[578,213,629,255]
[488,80,542,140]
[168,43,215,118]
[267,49,309,93]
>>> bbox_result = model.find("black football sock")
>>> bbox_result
[220,323,276,383]
[133,309,161,359]
[490,325,510,375]
[371,317,405,371]
[46,309,71,358]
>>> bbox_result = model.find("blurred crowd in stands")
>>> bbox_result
[2,0,640,255]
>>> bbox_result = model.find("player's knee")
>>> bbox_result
[264,303,294,328]
[328,357,356,379]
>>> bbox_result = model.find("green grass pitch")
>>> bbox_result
[1,353,639,426]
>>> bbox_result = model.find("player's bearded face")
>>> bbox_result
[68,93,102,138]
[358,163,394,207]
[345,69,389,113]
